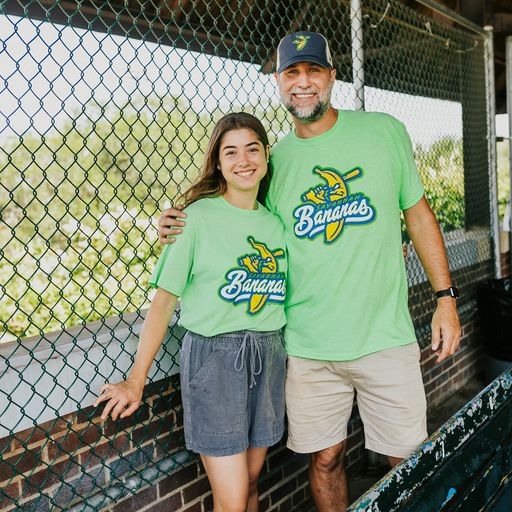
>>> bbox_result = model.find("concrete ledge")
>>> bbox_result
[0,309,184,438]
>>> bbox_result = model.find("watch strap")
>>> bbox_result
[435,286,459,299]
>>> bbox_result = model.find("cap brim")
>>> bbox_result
[277,55,332,73]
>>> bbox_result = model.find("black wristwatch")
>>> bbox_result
[435,286,459,299]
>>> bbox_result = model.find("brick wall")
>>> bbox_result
[0,317,484,512]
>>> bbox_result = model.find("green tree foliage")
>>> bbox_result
[497,140,511,223]
[0,95,218,341]
[416,137,465,231]
[1,98,464,342]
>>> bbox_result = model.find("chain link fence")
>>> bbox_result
[0,0,495,509]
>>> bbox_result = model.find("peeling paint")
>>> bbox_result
[348,368,512,511]
[441,487,457,506]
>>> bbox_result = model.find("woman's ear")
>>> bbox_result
[266,145,270,162]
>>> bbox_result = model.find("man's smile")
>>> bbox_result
[292,92,317,100]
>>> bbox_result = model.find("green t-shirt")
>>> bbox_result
[267,110,424,361]
[149,196,287,336]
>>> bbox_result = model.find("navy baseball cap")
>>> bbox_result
[276,31,333,73]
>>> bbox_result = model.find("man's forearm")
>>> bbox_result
[404,196,460,361]
[403,197,452,291]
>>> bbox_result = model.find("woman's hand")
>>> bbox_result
[94,378,144,421]
[93,290,179,421]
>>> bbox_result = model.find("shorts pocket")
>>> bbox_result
[187,341,219,390]
[187,342,245,435]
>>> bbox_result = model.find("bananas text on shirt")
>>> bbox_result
[293,166,377,244]
[218,237,286,315]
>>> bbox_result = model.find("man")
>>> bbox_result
[158,32,461,511]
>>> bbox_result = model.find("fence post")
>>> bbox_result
[484,25,501,278]
[350,0,365,111]
[507,35,512,272]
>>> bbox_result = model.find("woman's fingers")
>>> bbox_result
[95,382,140,420]
[100,397,119,420]
[120,401,140,419]
[164,227,183,236]
[110,399,129,421]
[94,384,113,407]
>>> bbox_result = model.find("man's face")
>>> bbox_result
[275,62,336,124]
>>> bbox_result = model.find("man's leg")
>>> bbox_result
[285,356,355,512]
[310,440,349,512]
[352,343,428,460]
[387,456,403,468]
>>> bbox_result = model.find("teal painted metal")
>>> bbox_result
[349,368,512,511]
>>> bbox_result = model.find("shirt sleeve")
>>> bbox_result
[148,215,196,297]
[392,119,425,211]
[265,192,277,215]
[265,174,277,215]
[265,152,281,215]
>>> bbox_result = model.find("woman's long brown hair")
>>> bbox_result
[179,112,272,208]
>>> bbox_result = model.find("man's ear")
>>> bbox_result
[330,68,337,81]
[274,72,279,84]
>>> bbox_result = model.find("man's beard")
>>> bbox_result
[282,82,334,124]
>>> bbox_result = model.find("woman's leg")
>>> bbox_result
[201,447,268,512]
[201,452,249,512]
[246,447,268,512]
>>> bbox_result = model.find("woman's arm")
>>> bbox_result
[94,288,178,420]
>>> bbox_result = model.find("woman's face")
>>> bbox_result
[218,128,270,196]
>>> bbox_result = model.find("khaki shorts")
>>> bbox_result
[285,342,427,458]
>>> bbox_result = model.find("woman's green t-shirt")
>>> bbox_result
[149,196,287,336]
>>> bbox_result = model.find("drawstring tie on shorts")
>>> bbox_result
[234,331,262,388]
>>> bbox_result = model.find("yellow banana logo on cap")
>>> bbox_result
[293,35,310,51]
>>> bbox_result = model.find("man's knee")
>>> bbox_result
[311,441,347,473]
[387,455,403,468]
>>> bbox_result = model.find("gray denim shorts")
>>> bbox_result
[180,329,286,457]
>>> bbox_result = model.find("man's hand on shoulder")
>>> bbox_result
[431,298,461,363]
[158,206,187,244]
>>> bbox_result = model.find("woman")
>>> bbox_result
[94,113,287,512]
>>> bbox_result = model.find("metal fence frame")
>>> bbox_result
[0,0,501,509]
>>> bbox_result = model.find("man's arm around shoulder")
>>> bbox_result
[158,206,187,244]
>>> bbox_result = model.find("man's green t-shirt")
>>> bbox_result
[149,196,287,337]
[267,110,424,361]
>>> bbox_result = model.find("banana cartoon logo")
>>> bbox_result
[219,237,286,315]
[293,35,310,51]
[294,166,376,244]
